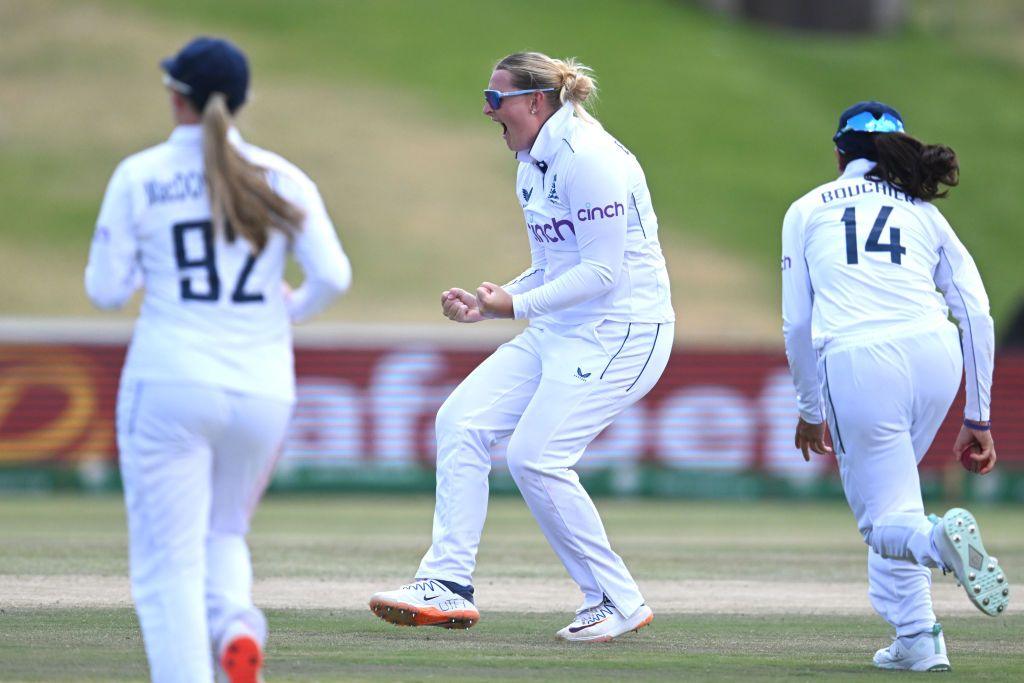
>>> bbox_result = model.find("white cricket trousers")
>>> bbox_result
[117,380,291,683]
[418,320,673,616]
[821,325,962,637]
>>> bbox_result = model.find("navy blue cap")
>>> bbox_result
[160,37,249,113]
[832,101,905,160]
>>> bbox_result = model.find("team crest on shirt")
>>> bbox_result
[547,174,559,201]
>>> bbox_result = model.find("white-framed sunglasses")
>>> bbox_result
[483,87,555,110]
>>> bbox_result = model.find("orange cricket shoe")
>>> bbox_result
[219,628,264,683]
[369,579,479,629]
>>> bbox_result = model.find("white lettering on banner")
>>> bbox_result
[282,379,363,467]
[370,350,447,468]
[655,386,756,471]
[760,369,829,478]
[279,350,817,479]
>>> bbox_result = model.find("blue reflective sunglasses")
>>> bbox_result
[483,87,555,110]
[833,111,905,141]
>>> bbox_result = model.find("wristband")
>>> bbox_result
[964,418,991,431]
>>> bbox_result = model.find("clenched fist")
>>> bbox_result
[476,282,513,319]
[440,288,484,323]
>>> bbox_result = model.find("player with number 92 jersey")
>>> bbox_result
[84,37,350,683]
[86,100,350,404]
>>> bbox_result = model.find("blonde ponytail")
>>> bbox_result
[495,52,599,123]
[554,57,597,124]
[202,93,303,251]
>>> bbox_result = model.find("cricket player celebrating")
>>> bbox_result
[85,37,351,682]
[782,101,1009,672]
[369,52,675,641]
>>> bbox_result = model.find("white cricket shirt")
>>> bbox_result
[781,158,994,423]
[85,125,351,402]
[505,103,674,327]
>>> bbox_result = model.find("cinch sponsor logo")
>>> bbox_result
[529,217,576,243]
[577,202,625,222]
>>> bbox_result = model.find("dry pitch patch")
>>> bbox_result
[0,574,991,618]
[3,495,1021,620]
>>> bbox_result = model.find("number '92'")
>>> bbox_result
[172,220,264,303]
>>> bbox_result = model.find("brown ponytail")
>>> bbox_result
[202,93,304,251]
[866,133,959,201]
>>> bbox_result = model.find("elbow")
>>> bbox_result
[585,259,618,293]
[322,261,352,298]
[332,262,353,295]
[84,277,127,310]
[85,262,141,310]
[87,289,127,310]
[782,317,811,345]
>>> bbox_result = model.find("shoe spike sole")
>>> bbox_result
[942,508,1010,617]
[369,598,478,629]
[220,635,263,683]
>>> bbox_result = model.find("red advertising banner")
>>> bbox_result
[2,341,1022,478]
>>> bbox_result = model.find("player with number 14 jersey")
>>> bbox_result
[782,101,1004,674]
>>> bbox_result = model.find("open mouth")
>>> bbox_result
[500,122,508,139]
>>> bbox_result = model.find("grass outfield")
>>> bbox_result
[0,495,1021,680]
[4,1,1024,338]
[87,0,1024,294]
[2,609,1023,681]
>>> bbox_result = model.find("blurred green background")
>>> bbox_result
[2,0,1022,345]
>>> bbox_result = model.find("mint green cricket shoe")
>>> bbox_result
[934,508,1010,617]
[873,623,951,672]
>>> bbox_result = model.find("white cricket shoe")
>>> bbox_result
[369,578,479,629]
[555,598,653,643]
[873,623,951,672]
[933,508,1010,617]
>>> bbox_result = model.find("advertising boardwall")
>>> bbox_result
[2,337,1021,498]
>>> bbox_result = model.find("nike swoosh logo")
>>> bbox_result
[568,617,608,633]
[423,594,440,600]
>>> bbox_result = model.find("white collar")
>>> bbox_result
[516,102,576,166]
[839,157,876,180]
[168,124,244,146]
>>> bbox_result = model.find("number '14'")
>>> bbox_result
[841,205,906,265]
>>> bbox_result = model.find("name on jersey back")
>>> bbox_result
[820,180,915,206]
[145,172,206,206]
